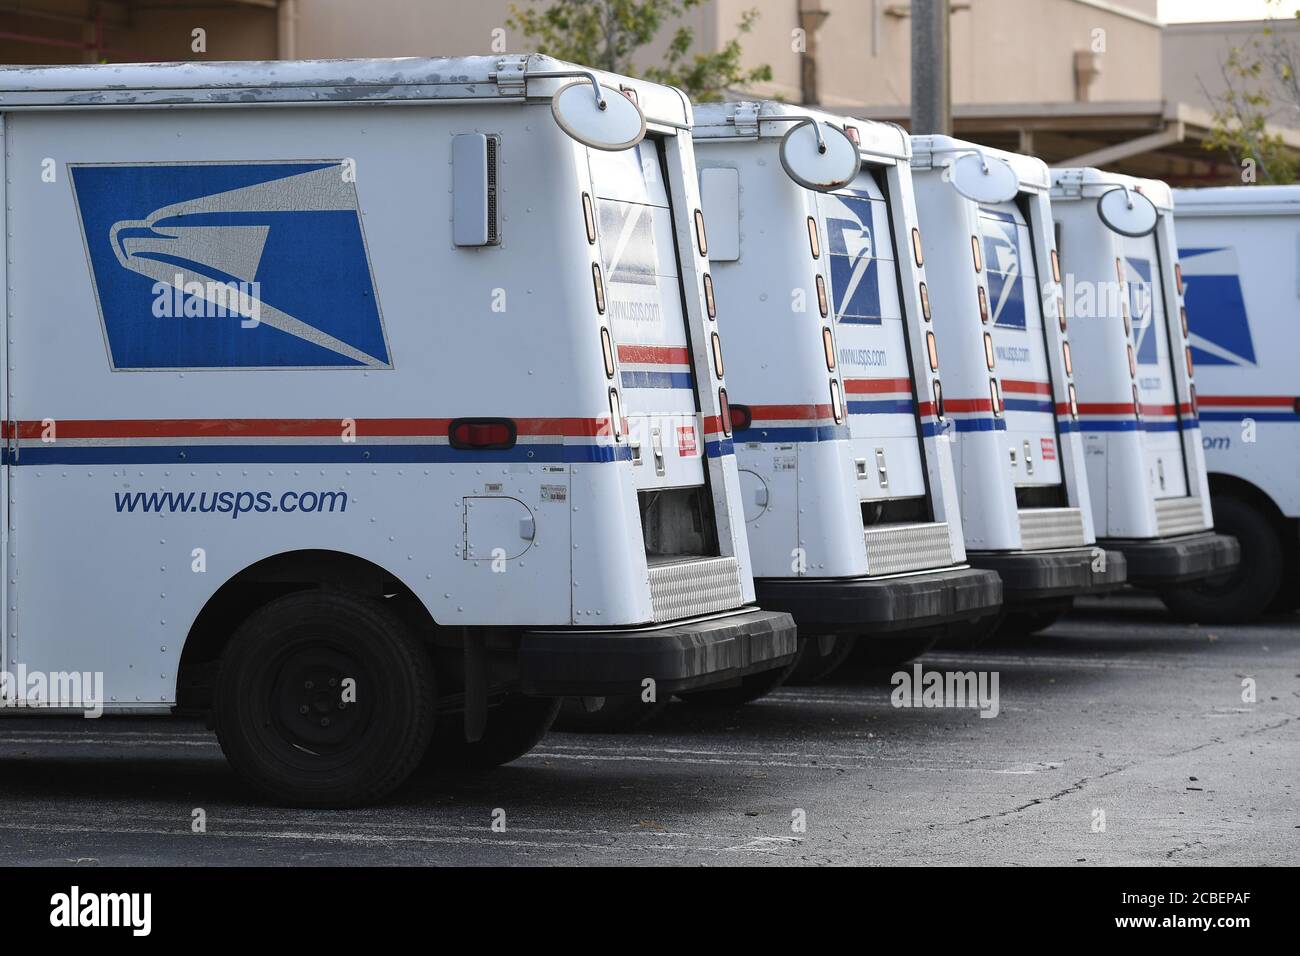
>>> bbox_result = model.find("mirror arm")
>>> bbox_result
[744,114,830,154]
[511,67,607,111]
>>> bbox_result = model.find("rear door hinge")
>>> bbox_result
[733,102,760,136]
[494,56,528,97]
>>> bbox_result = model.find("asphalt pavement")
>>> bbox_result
[0,594,1295,866]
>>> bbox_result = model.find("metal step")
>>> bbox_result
[1155,496,1207,537]
[647,555,743,622]
[863,521,954,575]
[1018,507,1086,550]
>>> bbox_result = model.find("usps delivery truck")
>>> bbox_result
[909,138,1125,636]
[1162,186,1299,621]
[1050,169,1239,598]
[687,102,1002,688]
[0,55,798,806]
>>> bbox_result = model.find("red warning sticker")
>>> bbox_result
[678,425,699,457]
[1041,437,1056,461]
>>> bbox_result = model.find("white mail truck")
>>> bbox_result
[1163,185,1299,621]
[909,137,1125,636]
[1050,169,1239,598]
[0,55,797,805]
[687,102,1002,688]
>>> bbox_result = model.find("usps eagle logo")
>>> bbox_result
[70,161,391,370]
[1177,246,1257,367]
[824,191,883,325]
[979,209,1027,331]
[1124,256,1160,366]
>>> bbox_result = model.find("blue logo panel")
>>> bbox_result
[980,210,1026,330]
[70,161,390,370]
[824,193,883,325]
[1178,246,1256,367]
[1126,256,1158,365]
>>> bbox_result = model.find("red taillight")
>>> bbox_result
[694,208,708,257]
[1062,341,1073,376]
[730,402,753,431]
[718,387,732,436]
[1185,346,1194,377]
[926,330,939,372]
[1051,249,1062,284]
[912,227,924,267]
[971,235,982,273]
[844,125,860,145]
[711,331,725,378]
[983,332,995,370]
[807,216,821,259]
[822,327,836,370]
[448,418,517,450]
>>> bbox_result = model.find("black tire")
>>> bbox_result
[552,693,671,732]
[676,657,799,707]
[850,631,939,667]
[996,598,1073,638]
[1158,495,1282,624]
[785,634,859,686]
[425,695,560,771]
[213,590,435,808]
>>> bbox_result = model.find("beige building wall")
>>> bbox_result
[289,0,1163,110]
[1163,17,1300,116]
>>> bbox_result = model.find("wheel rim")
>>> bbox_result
[253,637,376,771]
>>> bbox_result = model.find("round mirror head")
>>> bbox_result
[949,152,1020,204]
[1096,186,1158,237]
[778,120,861,192]
[551,81,646,152]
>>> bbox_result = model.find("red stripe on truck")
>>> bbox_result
[616,344,692,365]
[842,377,913,394]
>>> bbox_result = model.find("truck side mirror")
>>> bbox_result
[1096,185,1158,237]
[947,152,1020,204]
[551,79,646,151]
[778,119,860,192]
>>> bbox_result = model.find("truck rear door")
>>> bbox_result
[1122,235,1189,499]
[979,202,1064,491]
[588,143,704,491]
[818,173,928,506]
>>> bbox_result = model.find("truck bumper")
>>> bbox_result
[753,566,1002,637]
[969,547,1128,605]
[516,607,798,697]
[1100,531,1241,587]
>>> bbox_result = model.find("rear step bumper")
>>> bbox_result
[753,566,1002,637]
[969,547,1128,605]
[1099,531,1241,587]
[517,607,798,697]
